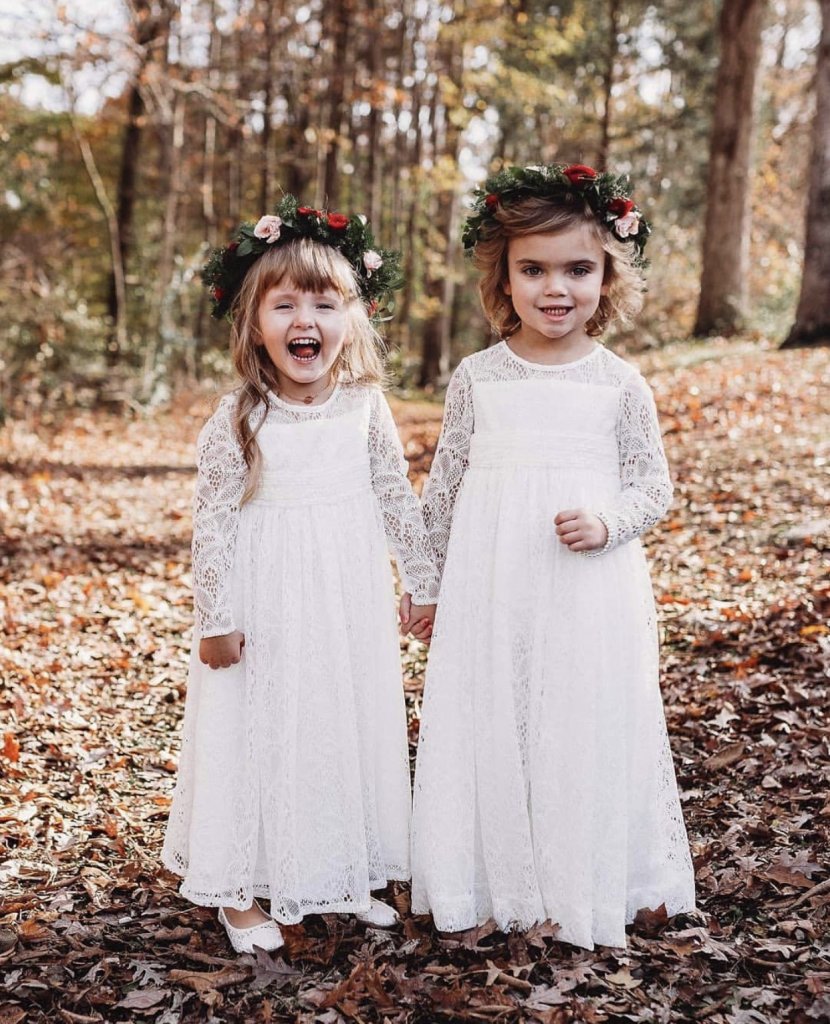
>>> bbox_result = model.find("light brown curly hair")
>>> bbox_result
[473,195,646,338]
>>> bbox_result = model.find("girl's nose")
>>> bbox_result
[544,275,568,295]
[293,307,314,327]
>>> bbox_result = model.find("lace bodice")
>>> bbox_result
[192,384,440,637]
[421,341,673,576]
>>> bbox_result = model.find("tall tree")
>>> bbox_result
[322,0,353,206]
[105,0,174,360]
[782,0,830,348]
[597,0,621,170]
[693,0,767,336]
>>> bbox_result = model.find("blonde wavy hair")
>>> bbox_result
[473,196,646,339]
[228,238,387,502]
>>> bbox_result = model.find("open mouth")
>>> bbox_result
[288,340,321,362]
[540,306,573,317]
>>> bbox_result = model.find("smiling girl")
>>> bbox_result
[406,165,696,950]
[162,197,438,954]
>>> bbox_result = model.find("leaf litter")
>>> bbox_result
[1,340,828,1023]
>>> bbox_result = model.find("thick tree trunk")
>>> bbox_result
[105,1,173,362]
[782,0,830,349]
[419,33,462,388]
[693,0,766,337]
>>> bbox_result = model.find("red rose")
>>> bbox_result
[227,241,239,252]
[607,197,634,217]
[213,287,224,301]
[327,212,349,230]
[484,193,499,210]
[562,164,598,185]
[298,206,314,216]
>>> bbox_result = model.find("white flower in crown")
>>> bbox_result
[363,250,383,276]
[254,215,282,243]
[614,211,641,238]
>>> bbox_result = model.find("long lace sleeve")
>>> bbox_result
[368,390,441,604]
[191,396,247,636]
[421,361,475,580]
[590,374,673,555]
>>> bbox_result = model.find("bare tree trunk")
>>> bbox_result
[283,81,311,196]
[259,0,275,212]
[398,65,423,351]
[323,0,352,207]
[366,0,383,229]
[597,0,620,170]
[152,91,185,344]
[202,2,221,246]
[69,110,128,358]
[419,30,463,388]
[105,0,174,362]
[693,0,766,337]
[782,0,830,348]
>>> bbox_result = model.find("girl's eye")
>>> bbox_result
[571,266,590,277]
[522,266,543,276]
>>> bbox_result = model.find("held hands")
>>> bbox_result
[399,592,436,644]
[554,509,608,553]
[199,630,245,669]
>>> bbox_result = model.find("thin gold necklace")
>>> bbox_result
[277,376,334,406]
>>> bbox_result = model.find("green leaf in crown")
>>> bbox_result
[201,193,404,321]
[461,163,651,268]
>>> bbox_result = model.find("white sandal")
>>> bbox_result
[218,903,284,953]
[354,897,399,928]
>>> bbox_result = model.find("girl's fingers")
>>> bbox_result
[557,521,581,536]
[558,526,582,542]
[554,509,581,526]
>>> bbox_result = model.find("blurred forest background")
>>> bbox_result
[0,0,826,416]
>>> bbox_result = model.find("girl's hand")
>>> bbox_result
[199,631,245,669]
[554,509,608,553]
[408,603,436,644]
[399,592,413,632]
[399,593,436,643]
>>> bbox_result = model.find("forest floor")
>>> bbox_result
[1,339,828,1024]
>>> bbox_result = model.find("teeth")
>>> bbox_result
[288,339,321,362]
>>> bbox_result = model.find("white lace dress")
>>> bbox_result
[410,342,696,949]
[162,383,439,922]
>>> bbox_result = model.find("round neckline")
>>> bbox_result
[268,381,342,411]
[501,340,602,371]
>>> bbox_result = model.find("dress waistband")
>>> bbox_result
[249,459,372,506]
[468,430,619,473]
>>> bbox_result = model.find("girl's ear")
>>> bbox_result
[503,278,512,296]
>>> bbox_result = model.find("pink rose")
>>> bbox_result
[363,250,383,276]
[253,215,282,243]
[614,211,640,238]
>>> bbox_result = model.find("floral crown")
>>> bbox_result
[461,163,651,266]
[202,193,404,320]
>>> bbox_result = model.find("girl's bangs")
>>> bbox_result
[256,238,358,299]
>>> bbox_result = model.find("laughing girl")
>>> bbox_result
[162,197,438,954]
